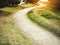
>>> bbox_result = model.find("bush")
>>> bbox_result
[7,0,20,6]
[0,0,6,8]
[0,0,20,7]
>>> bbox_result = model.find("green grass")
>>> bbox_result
[28,6,60,37]
[0,6,33,45]
[21,3,36,8]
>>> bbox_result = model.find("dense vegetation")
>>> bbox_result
[0,0,20,7]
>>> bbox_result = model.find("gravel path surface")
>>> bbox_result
[13,6,60,45]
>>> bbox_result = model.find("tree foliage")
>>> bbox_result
[0,0,6,8]
[48,0,60,10]
[0,0,20,7]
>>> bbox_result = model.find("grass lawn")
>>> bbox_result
[0,6,33,45]
[21,3,36,8]
[28,6,60,37]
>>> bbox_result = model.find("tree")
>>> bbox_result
[0,0,20,7]
[0,0,6,8]
[48,0,60,10]
[7,0,20,6]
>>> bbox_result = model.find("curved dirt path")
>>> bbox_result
[13,6,60,45]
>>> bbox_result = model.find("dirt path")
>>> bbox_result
[13,6,60,45]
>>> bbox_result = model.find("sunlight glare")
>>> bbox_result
[39,3,45,6]
[40,0,48,2]
[37,0,48,6]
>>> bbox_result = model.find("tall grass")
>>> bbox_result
[0,6,33,45]
[28,7,60,37]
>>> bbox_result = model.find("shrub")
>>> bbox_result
[0,0,20,7]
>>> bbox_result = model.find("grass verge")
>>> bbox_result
[21,3,36,8]
[28,6,60,37]
[0,6,33,45]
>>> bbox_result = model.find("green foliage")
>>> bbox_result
[13,0,20,4]
[41,13,60,20]
[0,0,6,8]
[0,0,20,7]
